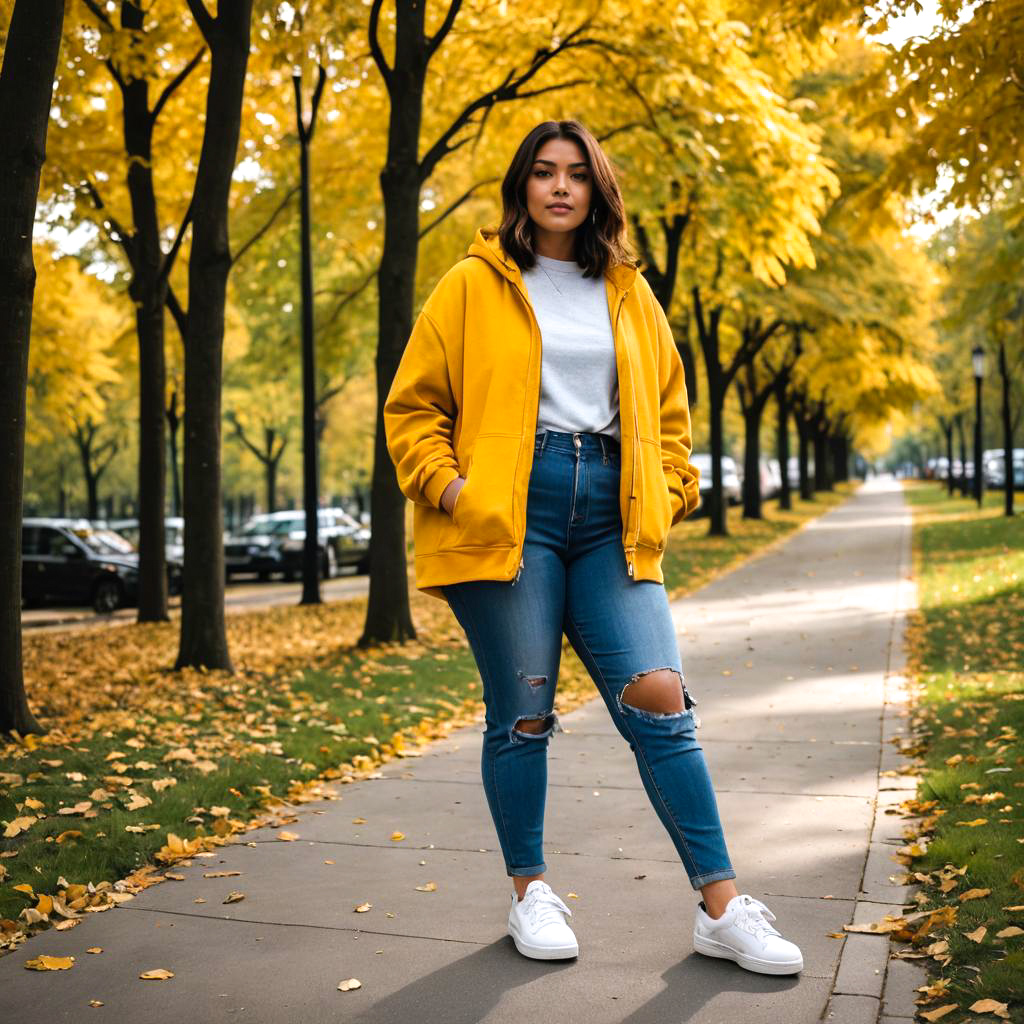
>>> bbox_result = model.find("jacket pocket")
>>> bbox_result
[637,438,672,550]
[450,433,518,547]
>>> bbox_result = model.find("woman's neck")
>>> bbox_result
[532,225,575,262]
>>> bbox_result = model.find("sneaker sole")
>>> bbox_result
[693,933,803,975]
[508,925,578,960]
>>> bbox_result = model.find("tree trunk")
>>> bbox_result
[692,293,728,535]
[167,389,182,517]
[361,1,431,644]
[295,67,326,606]
[0,0,65,737]
[999,339,1015,517]
[955,413,968,496]
[119,1,169,622]
[813,415,831,492]
[942,419,954,496]
[775,373,791,511]
[175,0,253,672]
[794,400,813,501]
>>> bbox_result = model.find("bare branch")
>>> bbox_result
[308,63,327,140]
[166,285,188,337]
[185,0,216,43]
[425,0,463,61]
[80,0,113,28]
[232,185,300,266]
[319,266,378,334]
[419,177,500,240]
[79,177,136,266]
[368,0,392,91]
[158,200,194,287]
[151,47,206,125]
[418,19,599,184]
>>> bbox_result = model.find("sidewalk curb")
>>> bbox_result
[823,489,923,1023]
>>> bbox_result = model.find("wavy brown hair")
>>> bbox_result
[493,119,637,279]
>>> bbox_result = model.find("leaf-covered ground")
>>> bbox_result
[0,486,849,956]
[886,483,1024,1023]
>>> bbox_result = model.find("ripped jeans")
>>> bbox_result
[441,429,735,890]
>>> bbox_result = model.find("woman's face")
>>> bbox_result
[525,137,593,239]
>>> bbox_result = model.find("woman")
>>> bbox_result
[383,119,803,975]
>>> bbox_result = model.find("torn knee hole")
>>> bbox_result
[620,667,686,714]
[517,670,548,689]
[513,712,556,736]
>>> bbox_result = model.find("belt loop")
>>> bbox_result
[599,433,609,465]
[538,430,548,455]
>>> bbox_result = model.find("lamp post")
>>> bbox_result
[972,344,986,507]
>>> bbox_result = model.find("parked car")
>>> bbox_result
[689,453,741,514]
[984,449,1024,489]
[103,516,183,594]
[761,459,783,500]
[21,518,140,613]
[224,508,370,581]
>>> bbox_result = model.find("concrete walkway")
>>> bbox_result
[0,480,918,1023]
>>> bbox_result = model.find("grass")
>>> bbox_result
[900,482,1024,1019]
[1,482,851,950]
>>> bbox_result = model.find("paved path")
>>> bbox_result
[0,480,916,1023]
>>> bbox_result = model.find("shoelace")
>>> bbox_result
[521,885,573,929]
[733,896,781,941]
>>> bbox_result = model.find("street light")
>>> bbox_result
[972,344,986,507]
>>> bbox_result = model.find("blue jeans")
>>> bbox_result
[442,429,735,890]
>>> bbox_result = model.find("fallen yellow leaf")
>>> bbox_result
[89,1000,104,1007]
[86,948,103,954]
[56,830,84,844]
[4,816,37,839]
[969,998,1010,1019]
[995,926,1024,938]
[414,881,437,892]
[338,978,362,991]
[963,925,987,943]
[390,831,405,841]
[955,818,988,827]
[351,817,367,825]
[960,888,992,901]
[920,1006,958,1022]
[24,955,75,971]
[276,831,299,842]
[354,902,372,913]
[222,891,245,904]
[139,968,174,981]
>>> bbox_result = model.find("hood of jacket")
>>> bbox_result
[466,226,638,294]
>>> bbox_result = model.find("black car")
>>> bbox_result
[21,518,141,613]
[224,508,370,581]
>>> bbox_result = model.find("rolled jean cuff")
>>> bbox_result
[507,861,547,877]
[688,867,737,890]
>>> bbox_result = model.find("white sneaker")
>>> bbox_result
[693,894,803,975]
[507,880,579,960]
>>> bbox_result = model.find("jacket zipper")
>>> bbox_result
[614,288,638,577]
[508,272,543,588]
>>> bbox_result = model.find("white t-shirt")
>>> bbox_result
[520,253,620,443]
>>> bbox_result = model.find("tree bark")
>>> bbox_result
[0,0,65,736]
[775,371,791,511]
[167,388,182,517]
[999,339,1015,517]
[175,0,253,672]
[294,66,327,606]
[955,412,968,497]
[793,392,813,501]
[736,360,777,520]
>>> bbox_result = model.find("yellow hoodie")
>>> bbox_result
[384,227,699,601]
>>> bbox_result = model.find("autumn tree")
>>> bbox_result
[0,0,67,735]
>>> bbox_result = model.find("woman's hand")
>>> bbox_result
[440,475,466,518]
